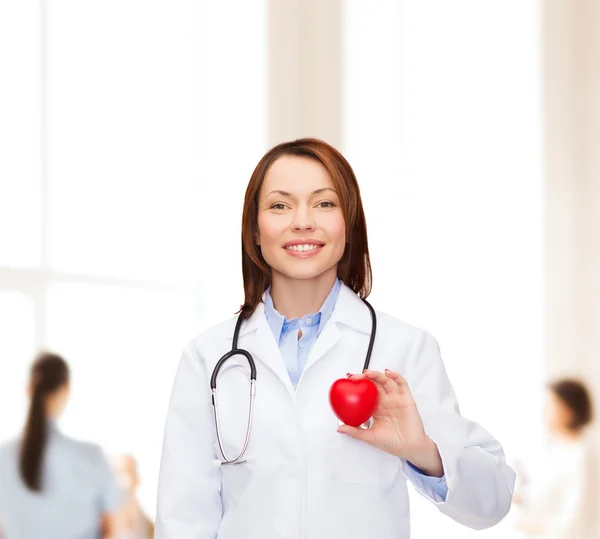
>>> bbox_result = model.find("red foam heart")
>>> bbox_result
[329,377,379,427]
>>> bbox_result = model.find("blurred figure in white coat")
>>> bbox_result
[513,378,598,539]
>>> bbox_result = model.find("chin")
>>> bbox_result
[280,267,325,281]
[271,261,332,281]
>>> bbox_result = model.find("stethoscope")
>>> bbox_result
[211,297,377,467]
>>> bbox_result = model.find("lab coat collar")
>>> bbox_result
[330,282,373,335]
[230,282,372,340]
[227,283,373,395]
[233,300,266,339]
[299,284,372,378]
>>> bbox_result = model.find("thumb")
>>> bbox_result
[337,424,371,442]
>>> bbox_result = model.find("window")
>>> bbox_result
[0,0,267,517]
[0,0,41,267]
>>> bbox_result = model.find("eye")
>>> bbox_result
[318,201,335,208]
[270,203,287,210]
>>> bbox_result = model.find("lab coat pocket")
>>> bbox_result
[330,432,400,490]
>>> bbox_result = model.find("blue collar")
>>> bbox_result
[264,278,342,343]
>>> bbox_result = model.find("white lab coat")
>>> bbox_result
[155,283,515,539]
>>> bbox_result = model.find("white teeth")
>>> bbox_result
[285,244,322,252]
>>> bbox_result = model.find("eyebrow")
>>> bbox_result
[265,187,337,197]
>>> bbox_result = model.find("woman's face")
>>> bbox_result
[544,390,573,433]
[256,155,346,282]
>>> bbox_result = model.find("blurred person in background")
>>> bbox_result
[113,454,154,538]
[513,378,598,538]
[0,352,124,538]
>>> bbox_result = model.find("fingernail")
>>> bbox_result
[385,368,390,372]
[346,372,352,377]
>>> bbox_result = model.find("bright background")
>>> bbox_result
[4,1,597,538]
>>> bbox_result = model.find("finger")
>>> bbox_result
[337,424,374,443]
[362,370,399,394]
[383,369,411,393]
[347,372,386,399]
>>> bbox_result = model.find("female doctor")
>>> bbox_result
[155,138,515,539]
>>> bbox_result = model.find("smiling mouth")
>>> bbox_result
[284,244,324,252]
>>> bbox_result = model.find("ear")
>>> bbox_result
[255,229,261,246]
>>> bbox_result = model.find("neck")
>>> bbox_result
[46,403,63,420]
[270,268,337,319]
[550,426,582,442]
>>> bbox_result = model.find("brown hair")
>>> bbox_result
[238,138,372,319]
[550,378,594,431]
[19,352,70,492]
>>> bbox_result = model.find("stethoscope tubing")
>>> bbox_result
[211,296,376,466]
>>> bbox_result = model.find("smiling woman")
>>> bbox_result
[239,139,372,321]
[155,138,516,539]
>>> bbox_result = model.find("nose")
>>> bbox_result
[291,205,316,231]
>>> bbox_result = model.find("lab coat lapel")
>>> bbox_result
[232,284,372,396]
[251,317,296,395]
[302,283,372,375]
[234,300,296,398]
